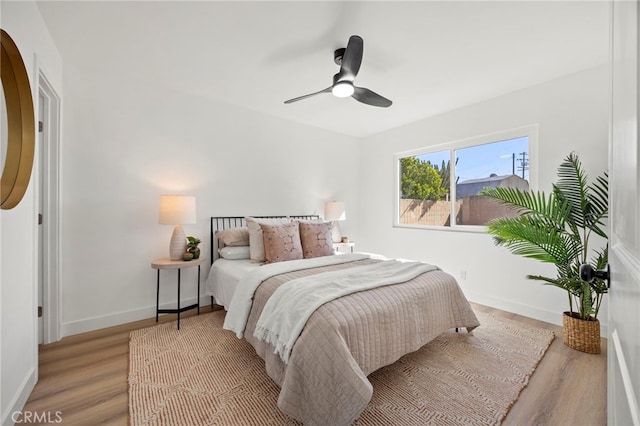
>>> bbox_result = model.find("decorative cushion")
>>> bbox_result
[299,221,334,258]
[260,222,303,264]
[216,227,250,247]
[246,217,293,262]
[218,246,250,260]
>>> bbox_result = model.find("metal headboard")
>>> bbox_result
[210,215,320,264]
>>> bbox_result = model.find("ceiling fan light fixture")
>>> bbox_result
[332,81,354,98]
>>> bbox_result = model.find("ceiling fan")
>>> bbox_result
[284,35,392,108]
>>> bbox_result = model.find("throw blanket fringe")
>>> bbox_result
[254,259,438,363]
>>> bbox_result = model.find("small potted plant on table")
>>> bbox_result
[186,236,201,260]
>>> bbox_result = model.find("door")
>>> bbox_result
[609,1,640,424]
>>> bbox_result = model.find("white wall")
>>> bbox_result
[0,1,63,425]
[59,64,360,335]
[357,65,609,329]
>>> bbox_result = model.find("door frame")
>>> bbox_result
[36,64,61,344]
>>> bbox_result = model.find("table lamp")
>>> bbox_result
[159,195,196,260]
[324,201,346,243]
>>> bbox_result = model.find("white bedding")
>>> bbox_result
[205,259,260,310]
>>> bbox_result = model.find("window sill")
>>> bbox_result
[393,223,488,234]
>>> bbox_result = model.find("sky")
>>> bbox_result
[417,136,529,183]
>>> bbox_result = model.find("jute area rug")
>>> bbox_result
[129,310,554,425]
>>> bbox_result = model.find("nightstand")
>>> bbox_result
[151,257,204,329]
[333,242,355,254]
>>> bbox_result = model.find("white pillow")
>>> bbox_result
[219,246,250,260]
[245,216,293,262]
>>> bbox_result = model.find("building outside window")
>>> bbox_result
[395,125,537,230]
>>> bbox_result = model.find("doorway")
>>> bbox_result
[37,71,61,345]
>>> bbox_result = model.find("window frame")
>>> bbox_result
[394,124,539,233]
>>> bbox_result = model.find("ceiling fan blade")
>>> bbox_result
[352,86,392,108]
[338,35,363,82]
[284,87,332,104]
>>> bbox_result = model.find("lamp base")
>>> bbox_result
[169,224,186,261]
[331,221,342,243]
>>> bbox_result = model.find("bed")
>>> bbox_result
[205,215,480,425]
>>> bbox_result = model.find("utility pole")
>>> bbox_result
[517,152,529,179]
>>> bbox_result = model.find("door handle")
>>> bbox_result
[580,264,610,288]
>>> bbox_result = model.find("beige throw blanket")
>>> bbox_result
[254,259,438,363]
[240,257,480,425]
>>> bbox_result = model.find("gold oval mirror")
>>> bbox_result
[1,29,35,210]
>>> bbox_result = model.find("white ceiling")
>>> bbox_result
[36,1,609,138]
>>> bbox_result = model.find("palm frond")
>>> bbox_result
[486,216,582,265]
[592,245,609,270]
[554,152,590,230]
[479,186,543,212]
[586,172,609,239]
[589,173,609,214]
[554,153,609,239]
[527,274,569,288]
[480,187,571,229]
[589,246,609,294]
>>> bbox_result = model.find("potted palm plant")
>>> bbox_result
[479,152,608,353]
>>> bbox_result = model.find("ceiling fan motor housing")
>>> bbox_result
[334,48,346,65]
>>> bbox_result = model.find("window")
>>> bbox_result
[395,125,537,230]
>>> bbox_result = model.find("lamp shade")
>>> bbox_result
[159,195,196,225]
[325,201,346,221]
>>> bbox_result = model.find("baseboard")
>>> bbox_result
[61,296,212,337]
[1,367,37,426]
[60,292,609,338]
[466,291,609,336]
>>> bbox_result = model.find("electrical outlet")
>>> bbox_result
[460,270,467,280]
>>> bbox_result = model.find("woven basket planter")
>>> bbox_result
[562,312,601,354]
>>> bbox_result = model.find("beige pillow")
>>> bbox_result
[216,227,250,247]
[245,217,293,262]
[299,221,334,259]
[260,222,303,264]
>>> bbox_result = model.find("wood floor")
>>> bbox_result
[22,303,606,425]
